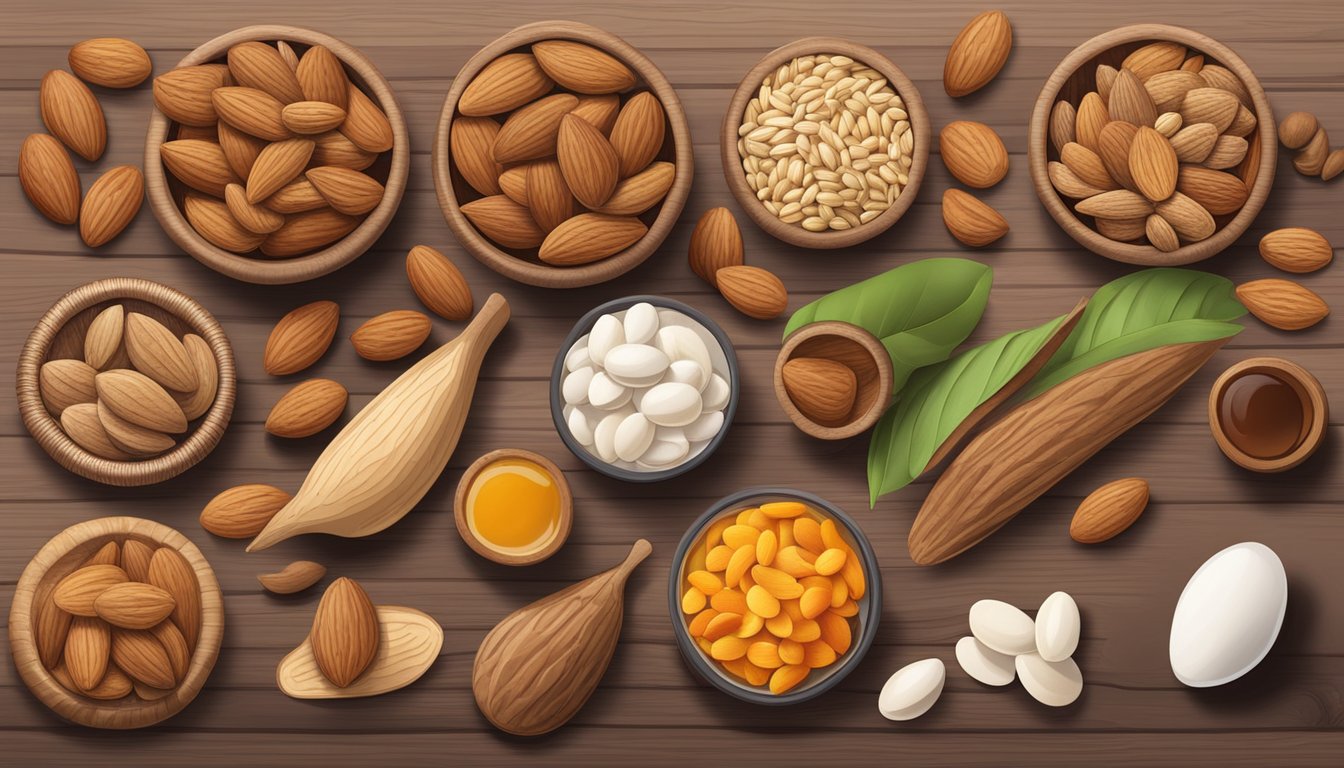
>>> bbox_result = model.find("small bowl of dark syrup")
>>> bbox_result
[1208,357,1328,473]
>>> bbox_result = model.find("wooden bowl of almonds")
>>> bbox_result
[144,25,409,285]
[16,278,236,486]
[433,20,694,289]
[721,37,930,249]
[1029,24,1277,265]
[8,516,224,729]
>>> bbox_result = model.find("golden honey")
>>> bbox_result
[466,458,562,555]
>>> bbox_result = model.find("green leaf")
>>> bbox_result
[783,258,993,391]
[866,313,1071,505]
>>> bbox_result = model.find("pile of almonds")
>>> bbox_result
[37,538,201,701]
[39,305,218,460]
[153,39,394,257]
[1279,111,1343,181]
[1047,41,1258,252]
[688,207,789,320]
[452,40,673,266]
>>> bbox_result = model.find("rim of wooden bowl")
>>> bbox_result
[719,37,931,250]
[774,321,894,440]
[432,20,695,289]
[9,516,225,729]
[1207,356,1327,473]
[143,24,410,285]
[453,448,574,566]
[1028,23,1278,266]
[16,277,237,486]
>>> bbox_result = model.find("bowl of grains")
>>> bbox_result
[721,38,929,249]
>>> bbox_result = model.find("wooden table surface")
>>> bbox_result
[2,1,1341,765]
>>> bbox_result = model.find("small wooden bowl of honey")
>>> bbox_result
[454,449,573,565]
[1208,357,1328,473]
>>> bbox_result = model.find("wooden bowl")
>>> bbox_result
[9,517,225,729]
[432,20,694,288]
[1208,357,1327,473]
[720,37,930,249]
[144,25,409,285]
[454,449,573,566]
[16,278,236,486]
[774,321,893,440]
[1029,24,1277,265]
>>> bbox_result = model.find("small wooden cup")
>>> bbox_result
[1029,24,1277,265]
[144,25,409,285]
[454,449,573,566]
[16,278,237,486]
[774,321,893,440]
[1208,357,1327,473]
[9,517,225,729]
[433,20,694,288]
[721,37,930,249]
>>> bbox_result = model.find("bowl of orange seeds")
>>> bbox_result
[669,487,880,705]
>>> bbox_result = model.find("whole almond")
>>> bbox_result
[1278,111,1319,150]
[1096,121,1140,191]
[1095,216,1147,242]
[1169,122,1219,163]
[594,161,675,216]
[82,541,120,567]
[1122,42,1186,80]
[35,594,73,670]
[97,400,175,455]
[201,483,292,538]
[310,577,380,688]
[942,10,1013,97]
[212,87,290,141]
[132,677,172,702]
[295,45,350,109]
[460,195,546,249]
[84,305,124,370]
[225,183,286,234]
[73,661,135,699]
[1199,65,1251,107]
[311,130,376,171]
[1176,165,1248,215]
[526,159,575,233]
[1129,126,1178,202]
[459,53,555,117]
[153,64,232,127]
[265,178,329,214]
[351,310,432,361]
[147,547,201,651]
[688,207,745,285]
[1225,105,1258,138]
[184,193,265,253]
[406,245,473,321]
[218,120,266,180]
[260,208,360,258]
[1048,161,1108,199]
[1108,68,1157,128]
[942,188,1009,247]
[1317,149,1342,181]
[305,166,385,215]
[1154,192,1215,242]
[264,300,340,376]
[258,560,327,595]
[538,213,646,266]
[65,616,111,691]
[60,402,133,460]
[266,379,348,438]
[1179,88,1238,134]
[497,165,529,205]
[1154,111,1183,137]
[228,41,304,104]
[1075,189,1153,219]
[111,629,176,689]
[782,357,857,427]
[40,358,97,416]
[940,120,1009,188]
[1293,128,1329,177]
[557,113,619,208]
[1181,55,1205,73]
[1049,100,1076,154]
[533,40,636,94]
[53,563,129,616]
[68,38,152,88]
[172,334,218,420]
[162,140,242,197]
[1203,135,1248,170]
[79,165,144,247]
[41,69,107,161]
[247,138,315,204]
[19,133,81,225]
[96,369,187,434]
[1074,92,1109,153]
[340,82,395,153]
[1059,142,1117,191]
[150,619,190,682]
[493,93,579,164]
[125,312,198,392]
[1143,70,1203,113]
[121,539,155,583]
[571,94,620,135]
[608,92,665,178]
[716,265,788,320]
[450,116,504,196]
[1070,478,1149,543]
[282,101,348,135]
[1145,214,1181,252]
[93,582,176,630]
[1236,279,1330,331]
[1095,64,1117,102]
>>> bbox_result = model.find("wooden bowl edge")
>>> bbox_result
[452,448,574,565]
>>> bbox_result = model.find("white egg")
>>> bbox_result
[592,409,630,463]
[565,337,592,372]
[955,636,1015,687]
[638,382,703,427]
[878,658,945,721]
[1015,652,1083,707]
[561,366,595,406]
[613,412,655,462]
[665,358,707,391]
[1036,591,1081,663]
[700,374,731,412]
[622,302,660,345]
[969,599,1036,656]
[588,372,631,410]
[1169,542,1287,688]
[603,344,670,381]
[683,410,724,443]
[655,325,712,378]
[587,314,625,367]
[567,408,594,446]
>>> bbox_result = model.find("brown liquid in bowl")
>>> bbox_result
[1218,372,1305,459]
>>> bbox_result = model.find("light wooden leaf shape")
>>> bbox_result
[473,539,651,736]
[277,606,443,699]
[247,294,510,551]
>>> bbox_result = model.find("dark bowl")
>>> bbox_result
[667,487,882,706]
[549,296,739,483]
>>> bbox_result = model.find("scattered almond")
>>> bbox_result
[264,300,340,376]
[19,133,81,225]
[940,120,1009,188]
[1278,111,1319,150]
[715,265,788,320]
[406,245,473,321]
[266,379,348,438]
[351,310,432,361]
[201,483,292,538]
[79,165,144,247]
[1070,477,1149,543]
[258,560,327,595]
[1293,128,1329,177]
[68,38,152,89]
[309,577,380,688]
[1236,279,1330,331]
[943,10,1013,98]
[40,69,107,161]
[942,188,1009,247]
[1323,149,1344,182]
[688,207,745,286]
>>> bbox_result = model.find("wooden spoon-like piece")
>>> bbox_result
[277,605,443,699]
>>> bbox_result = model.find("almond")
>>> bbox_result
[1182,55,1205,73]
[493,93,578,164]
[65,616,111,691]
[40,69,107,161]
[247,138,315,204]
[1225,105,1257,138]
[450,116,504,196]
[1095,216,1147,242]
[97,400,174,456]
[172,334,218,421]
[461,195,546,249]
[1146,214,1180,252]
[1107,68,1157,128]
[84,305,125,371]
[497,165,529,205]
[306,166,384,215]
[19,133,81,225]
[95,369,187,434]
[1154,111,1183,137]
[259,208,360,257]
[1203,135,1248,170]
[340,82,394,153]
[1129,126,1178,202]
[1236,279,1330,331]
[532,40,636,94]
[68,38,152,89]
[111,629,175,689]
[264,300,339,375]
[942,10,1013,97]
[1198,65,1251,107]
[39,358,97,416]
[121,540,155,583]
[1143,70,1202,113]
[1278,111,1319,150]
[93,583,176,630]
[309,577,380,688]
[557,113,620,208]
[1048,161,1108,199]
[526,159,575,233]
[538,213,646,266]
[1096,120,1140,191]
[228,41,303,104]
[184,193,265,253]
[782,357,857,427]
[265,379,348,438]
[459,53,555,117]
[225,182,285,234]
[82,541,120,567]
[1049,100,1076,154]
[35,593,73,669]
[133,679,172,702]
[1176,165,1247,215]
[1154,192,1215,242]
[595,161,675,215]
[79,165,144,248]
[1293,127,1329,176]
[200,483,292,538]
[1096,64,1117,102]
[295,45,350,109]
[265,178,328,214]
[258,560,327,595]
[282,100,348,135]
[125,312,198,392]
[1074,189,1154,219]
[150,619,190,682]
[1179,88,1238,134]
[571,94,620,135]
[212,87,290,141]
[218,120,267,180]
[153,64,232,127]
[939,120,1009,188]
[1321,149,1344,182]
[146,547,201,651]
[277,40,300,72]
[1074,92,1109,153]
[1070,477,1149,544]
[608,92,665,178]
[1169,122,1219,163]
[1122,42,1186,80]
[53,564,128,616]
[162,140,242,197]
[716,265,788,320]
[1060,142,1117,191]
[60,402,133,460]
[351,310,432,361]
[311,130,376,170]
[406,244,473,321]
[941,188,1009,247]
[71,661,133,698]
[688,207,744,285]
